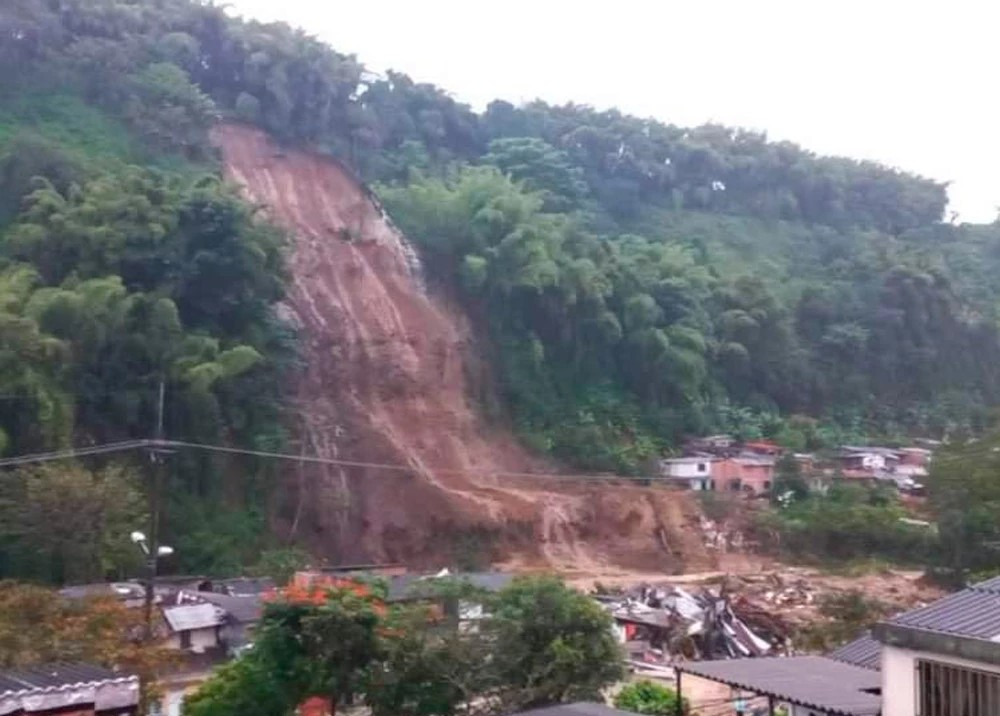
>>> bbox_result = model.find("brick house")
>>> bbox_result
[712,455,776,495]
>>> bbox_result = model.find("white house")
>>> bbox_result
[657,457,714,490]
[874,575,1000,716]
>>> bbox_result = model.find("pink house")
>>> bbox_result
[711,456,776,495]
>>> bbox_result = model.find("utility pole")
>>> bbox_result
[143,377,167,641]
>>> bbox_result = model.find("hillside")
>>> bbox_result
[214,123,710,570]
[0,0,999,578]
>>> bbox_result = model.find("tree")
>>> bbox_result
[928,433,1000,582]
[185,580,386,716]
[0,582,174,711]
[614,680,687,715]
[248,547,312,586]
[189,575,624,716]
[0,462,147,584]
[487,576,625,709]
[125,62,217,157]
[771,453,809,503]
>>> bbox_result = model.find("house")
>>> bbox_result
[657,457,715,490]
[160,601,226,653]
[683,434,735,455]
[897,447,932,468]
[743,440,783,457]
[205,577,274,597]
[192,591,263,655]
[873,575,1000,715]
[837,447,901,473]
[0,663,139,716]
[154,600,228,716]
[712,455,776,494]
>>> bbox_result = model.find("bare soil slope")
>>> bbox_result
[214,124,710,571]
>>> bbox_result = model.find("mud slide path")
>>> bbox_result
[214,124,710,572]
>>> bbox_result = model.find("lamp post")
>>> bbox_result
[132,530,174,640]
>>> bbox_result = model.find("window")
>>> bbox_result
[728,479,741,491]
[697,463,707,472]
[918,659,1000,715]
[180,630,191,649]
[763,481,771,491]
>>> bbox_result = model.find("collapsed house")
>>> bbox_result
[602,583,791,668]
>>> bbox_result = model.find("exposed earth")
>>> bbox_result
[214,124,714,572]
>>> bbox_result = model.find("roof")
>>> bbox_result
[162,602,226,632]
[515,704,636,716]
[386,572,515,602]
[215,577,275,596]
[829,633,882,671]
[882,575,1000,640]
[675,656,882,716]
[0,663,129,695]
[839,446,901,458]
[58,582,145,601]
[196,592,264,624]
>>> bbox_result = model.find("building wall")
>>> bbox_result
[711,459,774,494]
[881,644,1000,716]
[659,459,713,478]
[165,627,219,653]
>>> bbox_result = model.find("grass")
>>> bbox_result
[0,88,206,177]
[0,90,137,165]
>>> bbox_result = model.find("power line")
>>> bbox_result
[0,437,667,482]
[157,439,662,482]
[0,439,152,468]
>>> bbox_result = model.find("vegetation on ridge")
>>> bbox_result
[1,0,1000,580]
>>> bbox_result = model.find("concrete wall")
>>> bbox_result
[165,627,219,653]
[660,459,713,478]
[882,644,1000,716]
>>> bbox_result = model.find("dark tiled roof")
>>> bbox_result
[885,577,1000,639]
[197,591,264,623]
[58,582,145,601]
[0,663,128,695]
[516,703,636,716]
[215,577,274,596]
[829,633,882,671]
[676,656,881,716]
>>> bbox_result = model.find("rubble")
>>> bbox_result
[601,581,792,665]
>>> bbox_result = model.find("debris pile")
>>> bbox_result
[602,581,793,666]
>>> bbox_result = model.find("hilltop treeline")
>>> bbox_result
[3,0,1000,481]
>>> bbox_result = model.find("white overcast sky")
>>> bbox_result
[227,0,999,223]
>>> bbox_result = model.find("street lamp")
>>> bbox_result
[132,530,174,638]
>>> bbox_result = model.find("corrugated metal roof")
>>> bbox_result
[676,656,881,716]
[829,633,882,671]
[886,578,1000,639]
[0,663,128,695]
[162,602,226,632]
[516,703,637,716]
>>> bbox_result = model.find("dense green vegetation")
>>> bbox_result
[2,0,1000,580]
[185,575,624,716]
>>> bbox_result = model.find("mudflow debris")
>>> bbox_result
[597,574,814,669]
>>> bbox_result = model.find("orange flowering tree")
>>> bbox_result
[187,578,388,716]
